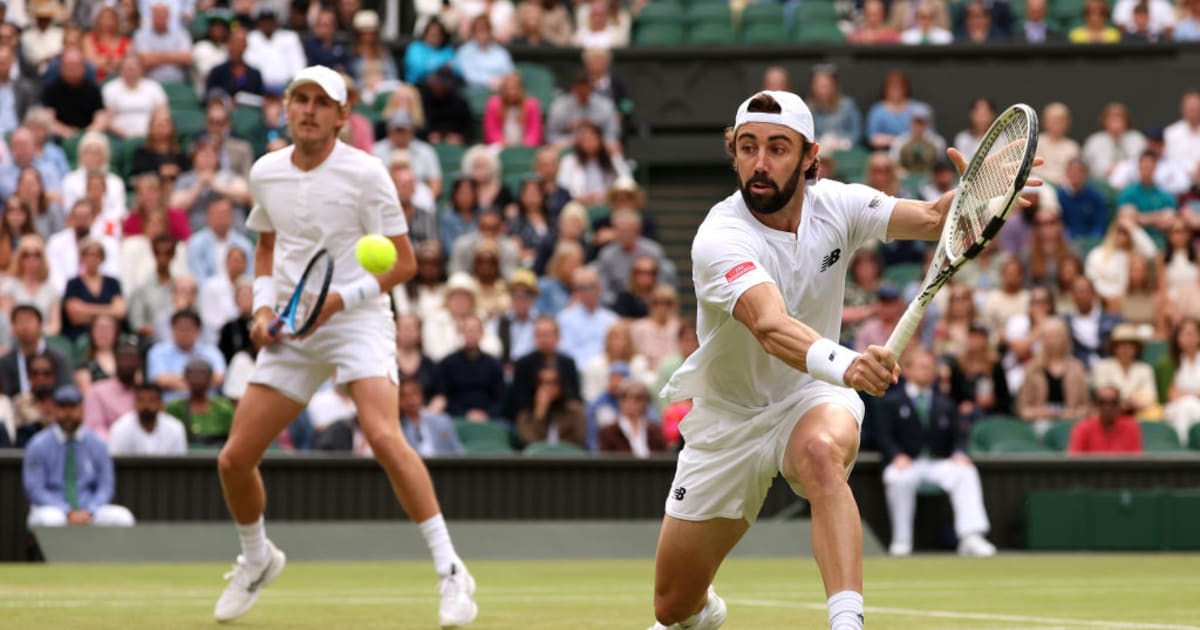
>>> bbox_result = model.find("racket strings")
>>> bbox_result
[294,255,334,324]
[949,117,1031,258]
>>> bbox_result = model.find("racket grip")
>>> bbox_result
[884,302,925,357]
[267,317,283,337]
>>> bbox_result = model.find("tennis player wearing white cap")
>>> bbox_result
[648,91,973,630]
[213,65,477,627]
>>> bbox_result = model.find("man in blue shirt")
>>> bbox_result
[453,15,513,90]
[147,310,227,402]
[22,385,136,528]
[556,266,618,370]
[1056,158,1109,240]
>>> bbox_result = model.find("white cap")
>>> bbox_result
[734,90,815,141]
[287,65,347,107]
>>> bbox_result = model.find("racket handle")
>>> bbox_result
[884,301,926,358]
[267,317,283,337]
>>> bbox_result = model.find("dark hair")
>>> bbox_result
[571,68,591,87]
[449,175,479,215]
[573,121,614,175]
[722,92,819,181]
[133,382,163,397]
[398,374,423,391]
[1170,318,1200,368]
[152,234,176,251]
[422,17,450,47]
[11,303,43,323]
[170,309,202,327]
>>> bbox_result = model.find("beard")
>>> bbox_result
[739,162,804,215]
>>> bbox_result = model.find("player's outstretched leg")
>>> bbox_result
[215,384,306,622]
[649,515,746,629]
[349,377,477,628]
[782,404,865,630]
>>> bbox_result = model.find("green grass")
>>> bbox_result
[2,555,1199,629]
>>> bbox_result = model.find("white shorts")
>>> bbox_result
[249,308,398,403]
[664,380,864,525]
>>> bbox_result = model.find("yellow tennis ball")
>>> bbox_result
[355,234,397,274]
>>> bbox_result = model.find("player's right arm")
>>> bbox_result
[731,283,898,397]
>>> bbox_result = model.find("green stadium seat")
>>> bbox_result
[1051,0,1088,30]
[515,62,556,92]
[988,440,1053,453]
[523,441,589,456]
[161,81,198,108]
[1042,421,1075,451]
[687,22,737,44]
[634,23,686,46]
[173,107,207,138]
[831,147,869,180]
[741,2,785,25]
[794,23,845,43]
[434,143,467,177]
[113,138,142,181]
[454,420,511,447]
[882,262,923,288]
[794,0,838,23]
[968,417,1040,454]
[587,204,611,224]
[61,134,83,169]
[742,22,790,43]
[44,335,73,360]
[687,3,733,25]
[637,2,684,24]
[462,441,516,455]
[499,145,538,178]
[1072,233,1104,256]
[1139,421,1183,452]
[1190,423,1200,450]
[464,85,493,119]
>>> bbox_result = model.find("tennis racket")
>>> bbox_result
[884,103,1039,356]
[268,248,335,337]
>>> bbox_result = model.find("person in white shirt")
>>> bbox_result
[900,2,953,44]
[1164,91,1200,175]
[102,54,168,139]
[1107,127,1192,195]
[648,89,1043,630]
[244,7,306,91]
[1112,0,1176,36]
[211,65,477,628]
[21,1,63,73]
[108,383,188,455]
[45,200,121,293]
[61,132,127,219]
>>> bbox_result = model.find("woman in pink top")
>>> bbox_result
[483,73,544,147]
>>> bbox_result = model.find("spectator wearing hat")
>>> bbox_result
[304,7,351,74]
[23,384,136,528]
[470,239,511,320]
[422,272,503,361]
[546,69,620,151]
[133,2,192,83]
[418,66,474,146]
[22,0,64,73]
[449,208,520,280]
[509,315,580,421]
[373,110,443,198]
[108,382,187,455]
[101,53,168,139]
[889,102,947,177]
[205,26,265,102]
[399,376,463,457]
[594,208,669,307]
[598,379,666,457]
[1092,323,1161,419]
[483,72,543,148]
[590,176,659,251]
[1109,127,1191,196]
[245,4,305,91]
[453,14,513,91]
[41,47,109,139]
[166,357,234,446]
[438,314,506,422]
[494,268,540,366]
[1068,385,1144,454]
[82,336,141,441]
[146,309,226,402]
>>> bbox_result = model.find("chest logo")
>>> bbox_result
[820,248,842,272]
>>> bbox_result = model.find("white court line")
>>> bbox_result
[731,598,1200,630]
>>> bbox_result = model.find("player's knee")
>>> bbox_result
[790,434,847,492]
[217,445,255,479]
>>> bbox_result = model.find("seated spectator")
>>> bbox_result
[557,122,630,206]
[449,209,519,279]
[953,98,996,159]
[469,240,510,320]
[494,269,540,367]
[808,65,863,150]
[2,305,74,397]
[511,1,551,46]
[392,241,447,322]
[1020,205,1076,289]
[1092,323,1160,419]
[516,367,586,448]
[165,357,234,446]
[598,379,665,457]
[23,1,65,73]
[350,10,398,102]
[928,282,976,358]
[0,197,36,274]
[204,25,264,102]
[395,313,444,411]
[399,376,463,457]
[1109,127,1190,197]
[1068,385,1144,454]
[0,235,62,337]
[191,11,230,96]
[108,382,187,455]
[585,360,628,451]
[390,154,438,246]
[841,250,884,344]
[849,0,901,44]
[955,0,1005,42]
[889,103,946,176]
[557,266,618,371]
[82,338,140,441]
[546,70,619,151]
[509,177,552,265]
[405,18,455,86]
[1117,152,1178,239]
[0,45,34,139]
[62,133,125,223]
[611,254,660,319]
[102,54,166,139]
[1082,102,1146,179]
[890,0,951,32]
[1056,159,1108,240]
[307,380,357,452]
[61,238,125,343]
[146,309,226,402]
[131,106,189,180]
[949,324,1013,420]
[0,128,62,202]
[580,320,651,403]
[75,314,120,388]
[867,74,932,154]
[303,6,350,73]
[173,144,252,233]
[981,259,1029,337]
[126,235,184,340]
[217,279,254,364]
[151,274,199,345]
[573,0,629,48]
[1178,0,1200,41]
[533,145,572,219]
[134,2,192,84]
[1162,318,1200,443]
[535,238,585,317]
[1121,1,1165,42]
[483,73,543,148]
[0,380,15,447]
[1069,0,1123,42]
[854,283,906,351]
[417,66,473,145]
[245,5,306,92]
[198,98,255,180]
[199,246,249,343]
[439,315,506,422]
[338,76,376,153]
[1035,103,1080,185]
[1160,217,1197,304]
[422,272,502,361]
[1017,318,1091,427]
[23,385,135,528]
[12,358,59,440]
[373,111,443,198]
[1085,213,1158,309]
[454,15,514,91]
[1113,0,1175,37]
[186,196,253,283]
[462,144,515,216]
[509,315,581,419]
[876,349,995,557]
[1119,255,1160,329]
[15,167,64,238]
[901,1,954,44]
[630,284,680,372]
[1018,0,1062,42]
[1065,275,1121,367]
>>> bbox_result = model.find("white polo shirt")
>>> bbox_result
[662,180,895,412]
[246,141,408,317]
[108,412,188,456]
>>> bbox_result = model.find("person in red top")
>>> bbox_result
[1068,386,1144,454]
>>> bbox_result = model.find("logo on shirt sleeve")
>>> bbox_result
[724,261,757,283]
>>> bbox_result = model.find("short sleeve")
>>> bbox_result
[691,226,774,315]
[245,175,273,233]
[360,159,408,237]
[837,182,897,251]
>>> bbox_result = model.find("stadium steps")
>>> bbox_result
[643,169,730,312]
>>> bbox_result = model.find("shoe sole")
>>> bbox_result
[214,548,288,623]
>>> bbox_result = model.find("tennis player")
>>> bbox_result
[649,91,1039,630]
[213,66,477,628]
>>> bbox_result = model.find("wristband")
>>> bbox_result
[340,275,382,311]
[252,276,277,313]
[806,338,860,387]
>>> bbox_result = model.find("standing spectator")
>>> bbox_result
[494,268,539,366]
[807,65,862,149]
[22,384,136,528]
[108,382,187,454]
[61,238,125,343]
[579,320,650,404]
[133,2,191,83]
[1068,385,1143,454]
[171,140,251,230]
[866,70,930,151]
[191,12,230,96]
[1034,102,1079,185]
[1,304,74,396]
[1082,102,1146,179]
[82,338,140,441]
[1069,0,1123,42]
[483,72,543,148]
[40,47,109,139]
[849,0,901,44]
[953,98,996,160]
[404,18,455,86]
[876,349,995,557]
[303,7,350,73]
[204,25,265,101]
[900,1,954,44]
[1085,213,1158,309]
[0,45,37,137]
[516,367,585,448]
[374,111,443,197]
[453,15,513,91]
[509,315,580,419]
[1017,318,1091,425]
[1162,319,1200,443]
[1017,0,1062,42]
[399,376,463,457]
[394,313,445,411]
[102,53,167,139]
[244,5,305,91]
[1056,159,1108,240]
[146,309,226,402]
[556,122,630,205]
[22,0,64,73]
[1,236,62,337]
[185,196,252,283]
[165,357,234,445]
[438,315,506,421]
[418,66,473,145]
[557,266,618,371]
[62,132,125,219]
[1092,323,1160,419]
[546,70,619,150]
[630,284,680,373]
[131,107,188,180]
[598,379,665,457]
[83,5,133,82]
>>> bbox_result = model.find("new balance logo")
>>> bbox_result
[820,248,841,272]
[672,487,687,501]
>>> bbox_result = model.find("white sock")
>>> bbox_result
[828,590,864,630]
[236,515,268,565]
[417,514,460,577]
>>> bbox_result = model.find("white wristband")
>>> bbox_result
[340,275,382,311]
[252,276,276,313]
[806,338,861,387]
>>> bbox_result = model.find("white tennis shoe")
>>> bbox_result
[958,533,997,557]
[214,540,287,622]
[647,585,727,630]
[438,562,478,628]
